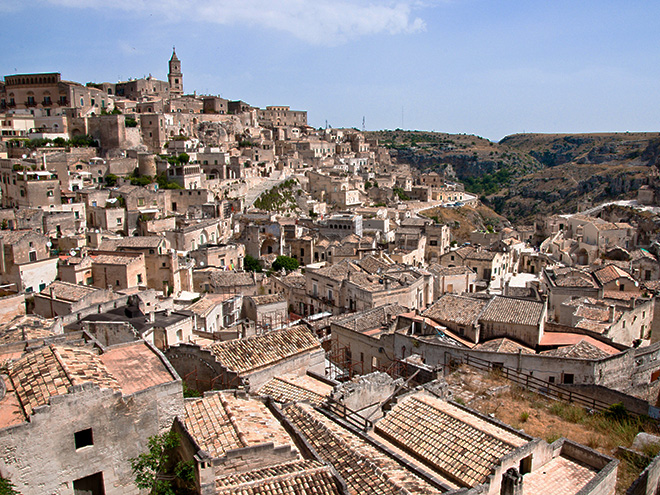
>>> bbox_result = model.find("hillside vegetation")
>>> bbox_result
[368,130,660,223]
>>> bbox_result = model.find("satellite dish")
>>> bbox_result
[22,154,27,159]
[69,250,76,256]
[46,241,52,247]
[199,261,205,267]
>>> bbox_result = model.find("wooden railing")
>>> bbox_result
[458,354,642,417]
[322,397,373,431]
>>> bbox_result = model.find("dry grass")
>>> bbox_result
[445,366,660,494]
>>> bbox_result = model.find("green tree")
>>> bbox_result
[130,431,195,495]
[105,173,119,187]
[0,477,19,495]
[272,255,299,272]
[244,255,262,272]
[177,153,190,164]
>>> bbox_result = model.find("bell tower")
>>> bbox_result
[168,47,183,96]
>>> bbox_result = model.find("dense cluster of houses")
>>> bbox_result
[1,52,660,494]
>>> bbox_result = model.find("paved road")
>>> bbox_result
[413,192,478,217]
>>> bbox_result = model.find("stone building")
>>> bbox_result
[243,293,288,332]
[166,324,324,392]
[168,48,183,96]
[0,160,61,208]
[89,250,147,290]
[0,340,183,495]
[0,229,57,293]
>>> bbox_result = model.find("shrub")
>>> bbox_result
[272,255,299,272]
[519,411,530,423]
[244,255,262,273]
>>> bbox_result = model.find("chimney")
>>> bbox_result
[608,305,615,323]
[148,311,155,323]
[500,468,523,495]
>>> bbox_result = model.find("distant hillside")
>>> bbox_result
[368,130,660,223]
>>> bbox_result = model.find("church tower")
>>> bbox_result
[168,47,183,96]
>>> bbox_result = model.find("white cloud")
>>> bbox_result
[39,0,426,44]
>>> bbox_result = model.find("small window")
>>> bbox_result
[563,373,574,385]
[137,274,143,284]
[75,428,94,449]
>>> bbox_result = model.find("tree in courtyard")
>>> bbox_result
[272,255,299,272]
[244,255,263,272]
[130,430,195,495]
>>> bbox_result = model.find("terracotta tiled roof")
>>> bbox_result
[480,296,544,327]
[592,264,633,286]
[215,460,343,495]
[423,294,488,327]
[257,376,329,406]
[0,315,56,344]
[184,393,244,457]
[465,250,498,261]
[249,293,286,305]
[186,294,233,317]
[39,281,100,301]
[334,304,407,335]
[184,392,294,459]
[375,394,523,487]
[208,325,321,374]
[357,255,392,275]
[9,345,120,417]
[554,270,598,288]
[473,338,535,354]
[541,340,611,359]
[428,265,474,277]
[282,404,404,495]
[539,333,619,355]
[91,253,139,265]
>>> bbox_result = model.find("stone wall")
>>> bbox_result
[0,377,183,495]
[80,321,140,347]
[627,451,660,495]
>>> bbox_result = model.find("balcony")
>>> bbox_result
[42,100,52,107]
[25,100,37,108]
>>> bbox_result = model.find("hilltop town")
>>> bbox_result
[2,51,660,495]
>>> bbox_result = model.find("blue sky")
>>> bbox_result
[2,0,659,140]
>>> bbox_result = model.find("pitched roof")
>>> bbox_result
[540,340,612,359]
[333,304,407,337]
[39,281,101,302]
[428,264,475,277]
[256,376,330,406]
[539,333,620,355]
[479,296,544,327]
[423,294,489,327]
[8,345,121,416]
[552,268,598,288]
[184,392,294,459]
[215,460,343,495]
[185,293,233,317]
[248,293,286,305]
[592,264,634,286]
[375,394,526,487]
[473,338,535,354]
[208,325,320,374]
